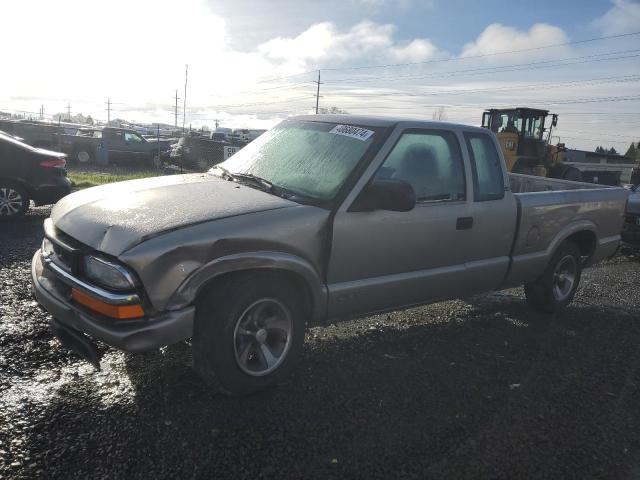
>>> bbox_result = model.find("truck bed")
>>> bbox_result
[502,173,628,288]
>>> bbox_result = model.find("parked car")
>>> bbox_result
[0,119,91,149]
[169,133,243,170]
[59,127,169,165]
[32,115,628,395]
[622,184,640,249]
[0,132,71,219]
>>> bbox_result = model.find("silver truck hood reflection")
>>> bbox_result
[51,174,297,256]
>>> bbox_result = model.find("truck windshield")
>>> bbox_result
[210,120,380,202]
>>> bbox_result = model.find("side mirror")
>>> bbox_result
[350,178,416,212]
[552,114,558,127]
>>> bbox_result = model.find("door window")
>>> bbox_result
[464,133,505,201]
[375,130,465,202]
[124,132,143,143]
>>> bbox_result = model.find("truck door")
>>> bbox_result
[461,131,518,293]
[122,131,148,162]
[326,128,474,319]
[104,130,126,162]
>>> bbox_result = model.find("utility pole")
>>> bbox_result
[173,90,180,128]
[40,105,44,120]
[215,119,219,130]
[106,97,111,125]
[182,64,188,133]
[315,70,321,114]
[66,103,71,121]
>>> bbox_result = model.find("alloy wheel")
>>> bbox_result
[552,255,577,301]
[233,298,293,376]
[0,187,24,216]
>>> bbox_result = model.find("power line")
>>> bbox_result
[332,94,640,111]
[558,135,634,144]
[254,70,316,85]
[321,30,640,72]
[210,81,315,99]
[251,31,640,83]
[325,49,640,84]
[215,95,316,109]
[321,74,640,99]
[556,130,640,139]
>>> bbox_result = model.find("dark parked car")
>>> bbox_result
[59,127,169,165]
[623,184,640,249]
[0,132,71,219]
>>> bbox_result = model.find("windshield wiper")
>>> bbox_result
[213,165,234,181]
[213,167,291,199]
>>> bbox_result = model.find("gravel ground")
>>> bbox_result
[1,207,640,479]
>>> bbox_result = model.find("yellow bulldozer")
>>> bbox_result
[481,107,582,181]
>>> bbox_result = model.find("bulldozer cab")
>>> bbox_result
[482,107,557,175]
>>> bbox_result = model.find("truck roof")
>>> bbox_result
[293,114,487,132]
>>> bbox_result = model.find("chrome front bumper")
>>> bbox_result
[32,250,194,353]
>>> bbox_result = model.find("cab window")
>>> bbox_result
[464,133,505,201]
[124,132,143,143]
[375,130,465,202]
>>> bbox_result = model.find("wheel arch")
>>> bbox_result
[547,221,598,264]
[0,176,34,198]
[169,252,328,324]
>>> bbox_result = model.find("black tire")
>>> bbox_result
[562,166,582,182]
[74,146,94,164]
[524,241,582,313]
[193,272,307,395]
[0,180,30,219]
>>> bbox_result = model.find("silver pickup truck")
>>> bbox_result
[32,115,628,395]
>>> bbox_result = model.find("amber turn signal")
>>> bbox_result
[71,289,144,319]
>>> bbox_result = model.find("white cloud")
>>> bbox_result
[388,38,439,62]
[258,20,440,70]
[460,23,570,61]
[593,0,640,34]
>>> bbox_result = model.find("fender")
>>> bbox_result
[167,251,328,322]
[502,219,597,289]
[545,219,597,260]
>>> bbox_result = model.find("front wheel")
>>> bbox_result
[193,273,306,395]
[525,241,582,313]
[0,181,30,219]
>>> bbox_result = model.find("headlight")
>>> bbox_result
[41,237,55,258]
[83,255,136,291]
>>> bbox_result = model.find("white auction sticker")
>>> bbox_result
[329,124,374,141]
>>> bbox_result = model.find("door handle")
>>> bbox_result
[456,217,474,230]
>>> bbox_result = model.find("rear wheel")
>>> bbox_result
[562,166,582,182]
[525,241,582,313]
[75,147,94,164]
[0,181,30,219]
[193,273,307,395]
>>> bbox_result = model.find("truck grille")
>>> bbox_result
[46,225,84,274]
[51,243,75,272]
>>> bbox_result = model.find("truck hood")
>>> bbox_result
[628,189,640,215]
[51,174,297,256]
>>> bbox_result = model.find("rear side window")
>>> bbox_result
[464,133,505,201]
[376,130,465,202]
